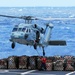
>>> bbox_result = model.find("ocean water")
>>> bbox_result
[0,7,75,59]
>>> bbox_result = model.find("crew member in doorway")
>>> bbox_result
[40,56,47,70]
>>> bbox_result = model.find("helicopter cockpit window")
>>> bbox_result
[26,29,28,32]
[18,28,22,31]
[22,28,31,33]
[12,28,17,32]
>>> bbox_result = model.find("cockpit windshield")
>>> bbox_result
[12,28,17,32]
[12,27,31,33]
[22,27,31,33]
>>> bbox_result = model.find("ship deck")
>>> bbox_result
[0,69,75,75]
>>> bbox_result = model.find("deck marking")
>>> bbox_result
[66,71,75,75]
[21,70,36,75]
[29,72,56,75]
[0,70,9,73]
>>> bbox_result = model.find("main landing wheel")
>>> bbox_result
[11,42,15,49]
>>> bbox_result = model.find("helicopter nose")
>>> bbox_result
[11,32,24,38]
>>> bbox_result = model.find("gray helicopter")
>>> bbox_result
[0,15,67,56]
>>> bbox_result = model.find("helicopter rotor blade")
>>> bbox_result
[21,16,37,20]
[0,14,21,19]
[35,17,75,21]
[0,14,75,21]
[0,14,37,20]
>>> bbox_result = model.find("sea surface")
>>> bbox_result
[0,7,75,59]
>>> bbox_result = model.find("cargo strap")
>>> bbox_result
[36,49,40,56]
[42,47,45,56]
[43,49,45,56]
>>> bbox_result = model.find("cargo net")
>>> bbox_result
[0,55,75,71]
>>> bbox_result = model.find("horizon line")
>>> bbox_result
[0,6,75,8]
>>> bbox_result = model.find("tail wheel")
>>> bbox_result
[11,42,15,49]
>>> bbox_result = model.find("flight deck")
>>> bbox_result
[0,69,75,75]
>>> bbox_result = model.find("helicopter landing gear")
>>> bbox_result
[36,31,40,43]
[34,43,37,49]
[42,47,45,56]
[11,42,15,49]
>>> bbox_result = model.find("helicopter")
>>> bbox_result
[0,14,69,56]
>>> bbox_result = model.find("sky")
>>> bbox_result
[0,0,75,7]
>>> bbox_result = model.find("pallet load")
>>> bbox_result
[46,57,53,71]
[36,56,42,70]
[54,60,64,71]
[65,59,74,71]
[28,56,37,69]
[19,55,28,69]
[64,55,73,60]
[65,64,74,71]
[0,59,7,69]
[72,57,75,70]
[64,56,74,71]
[53,55,61,62]
[8,56,19,69]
